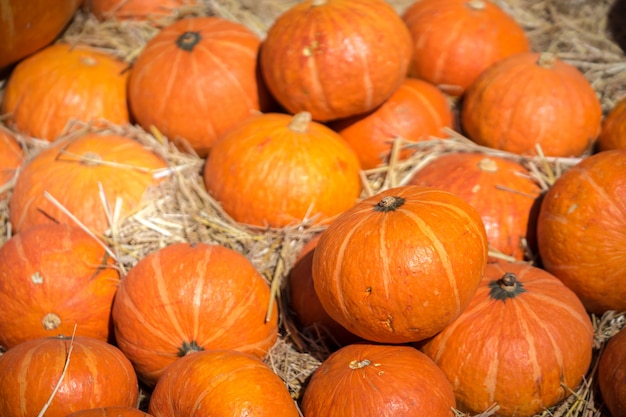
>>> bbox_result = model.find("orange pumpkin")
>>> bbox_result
[112,242,278,386]
[260,0,413,122]
[88,0,189,22]
[408,152,542,261]
[312,185,489,344]
[421,262,594,417]
[597,96,626,151]
[598,327,626,417]
[461,52,603,157]
[148,349,299,417]
[0,0,82,70]
[128,16,273,157]
[65,407,153,417]
[536,149,626,314]
[0,336,139,417]
[0,126,23,198]
[301,343,456,417]
[402,0,530,97]
[0,223,120,349]
[9,132,167,235]
[1,43,129,141]
[203,112,362,228]
[330,77,454,169]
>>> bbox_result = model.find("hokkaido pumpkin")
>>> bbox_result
[402,0,530,97]
[0,335,139,417]
[536,149,626,314]
[330,77,454,169]
[0,126,23,198]
[0,223,120,349]
[260,0,413,122]
[112,242,278,386]
[88,0,190,22]
[1,43,130,141]
[597,96,626,151]
[9,132,167,235]
[203,112,361,228]
[148,350,299,417]
[598,326,626,417]
[128,16,273,157]
[301,343,456,417]
[312,185,489,344]
[421,262,594,417]
[462,52,603,157]
[65,408,153,417]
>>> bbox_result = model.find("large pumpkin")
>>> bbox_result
[1,43,129,141]
[128,16,272,157]
[203,112,361,228]
[0,223,120,349]
[461,52,602,157]
[402,0,530,97]
[0,335,139,417]
[301,343,456,417]
[88,0,189,22]
[312,185,489,344]
[9,132,167,235]
[148,350,299,417]
[0,126,23,198]
[112,242,278,386]
[259,0,413,122]
[421,262,594,417]
[536,149,626,314]
[598,326,626,417]
[66,408,153,417]
[597,95,626,151]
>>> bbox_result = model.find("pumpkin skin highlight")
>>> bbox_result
[421,262,594,417]
[65,407,153,417]
[312,185,489,344]
[260,0,413,122]
[598,327,626,417]
[597,96,626,151]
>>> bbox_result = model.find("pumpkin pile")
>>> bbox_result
[0,0,625,416]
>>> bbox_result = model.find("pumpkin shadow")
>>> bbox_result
[608,0,626,53]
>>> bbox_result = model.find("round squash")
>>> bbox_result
[1,43,129,141]
[112,242,278,386]
[128,16,272,157]
[203,112,362,228]
[0,126,23,198]
[88,0,188,22]
[0,335,139,417]
[148,349,299,417]
[9,132,167,235]
[421,262,594,417]
[408,152,542,261]
[402,0,530,97]
[461,52,602,157]
[301,343,456,417]
[536,149,626,314]
[312,185,489,344]
[0,223,120,349]
[260,0,413,122]
[597,96,626,151]
[598,326,626,417]
[330,77,454,169]
[65,407,153,417]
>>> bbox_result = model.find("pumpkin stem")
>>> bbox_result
[374,196,406,212]
[288,112,312,133]
[176,31,202,52]
[42,313,62,330]
[349,359,371,369]
[537,52,557,69]
[466,0,486,10]
[488,272,526,301]
[177,340,204,357]
[478,157,498,173]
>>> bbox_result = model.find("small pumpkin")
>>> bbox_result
[65,407,153,417]
[0,125,23,198]
[301,343,456,417]
[312,185,489,344]
[597,95,626,151]
[260,0,413,122]
[598,326,626,417]
[0,335,139,417]
[128,16,273,157]
[148,349,299,417]
[461,52,603,157]
[536,149,626,314]
[203,111,362,228]
[112,242,278,386]
[421,262,594,417]
[87,0,190,22]
[1,43,129,141]
[330,77,454,169]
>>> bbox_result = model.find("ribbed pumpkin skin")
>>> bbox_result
[112,242,278,386]
[598,96,626,151]
[0,336,139,417]
[536,150,626,314]
[331,77,454,169]
[301,344,456,417]
[9,133,167,235]
[128,17,272,157]
[0,223,120,349]
[461,52,602,157]
[421,262,594,417]
[203,112,361,228]
[402,0,530,97]
[148,350,299,417]
[598,327,626,417]
[260,0,413,122]
[312,185,489,344]
[89,0,189,21]
[0,126,23,198]
[65,407,153,417]
[408,152,542,261]
[1,44,129,141]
